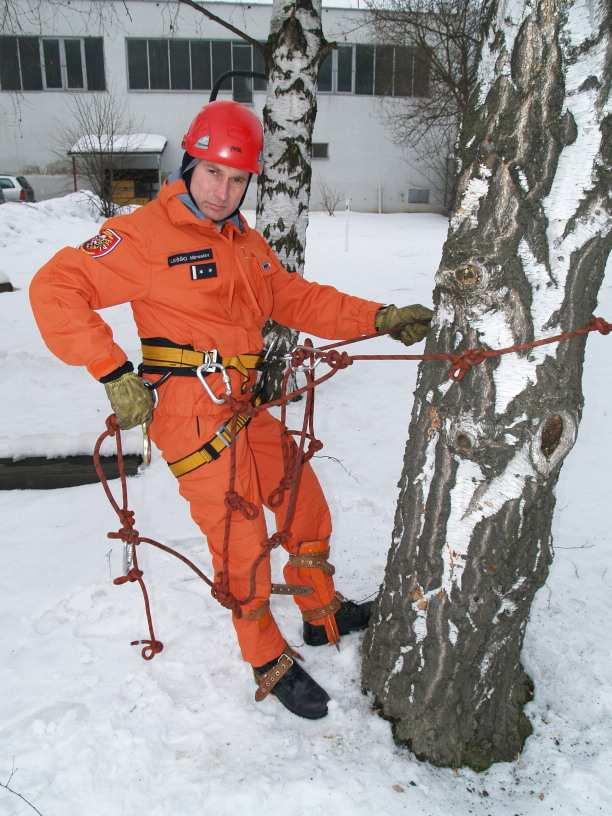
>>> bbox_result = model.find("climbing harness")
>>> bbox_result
[168,399,259,477]
[94,316,612,661]
[139,338,262,380]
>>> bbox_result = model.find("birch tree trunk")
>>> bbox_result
[256,0,330,397]
[362,0,611,771]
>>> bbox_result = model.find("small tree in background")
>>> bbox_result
[59,92,141,218]
[366,0,491,210]
[319,182,342,216]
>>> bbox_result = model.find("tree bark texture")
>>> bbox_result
[362,0,610,771]
[256,0,330,397]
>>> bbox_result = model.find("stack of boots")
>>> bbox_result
[303,599,372,646]
[253,653,330,719]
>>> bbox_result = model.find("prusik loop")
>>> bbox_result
[448,348,491,381]
[211,579,242,617]
[224,490,259,520]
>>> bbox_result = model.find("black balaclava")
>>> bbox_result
[180,151,252,222]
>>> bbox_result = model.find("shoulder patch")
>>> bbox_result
[80,228,123,258]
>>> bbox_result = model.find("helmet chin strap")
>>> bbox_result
[181,153,253,224]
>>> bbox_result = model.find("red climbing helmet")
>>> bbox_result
[181,100,264,174]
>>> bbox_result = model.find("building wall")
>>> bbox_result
[0,0,444,212]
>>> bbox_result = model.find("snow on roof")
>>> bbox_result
[69,133,167,155]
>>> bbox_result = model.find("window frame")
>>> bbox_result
[0,35,104,92]
[315,42,429,99]
[125,37,265,103]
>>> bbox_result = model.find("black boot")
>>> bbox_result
[303,599,372,646]
[254,653,330,720]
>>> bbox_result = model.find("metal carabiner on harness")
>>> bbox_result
[196,351,233,405]
[140,373,171,468]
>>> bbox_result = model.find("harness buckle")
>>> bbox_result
[196,355,232,405]
[215,425,233,448]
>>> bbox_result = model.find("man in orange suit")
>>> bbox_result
[30,100,432,719]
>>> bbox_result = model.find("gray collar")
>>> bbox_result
[169,168,243,230]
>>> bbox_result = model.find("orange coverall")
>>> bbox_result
[30,179,382,666]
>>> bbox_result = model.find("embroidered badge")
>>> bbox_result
[168,248,213,267]
[261,261,271,271]
[80,228,122,258]
[191,262,217,281]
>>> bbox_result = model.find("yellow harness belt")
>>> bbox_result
[140,342,262,379]
[168,408,255,478]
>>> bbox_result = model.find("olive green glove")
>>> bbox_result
[375,304,433,347]
[102,367,154,430]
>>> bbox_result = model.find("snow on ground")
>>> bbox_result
[0,195,611,816]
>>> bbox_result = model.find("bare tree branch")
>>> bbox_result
[365,0,492,209]
[1,760,44,816]
[177,0,265,53]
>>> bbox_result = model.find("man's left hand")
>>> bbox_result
[375,304,434,347]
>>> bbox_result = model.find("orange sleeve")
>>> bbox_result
[29,216,152,379]
[259,240,383,340]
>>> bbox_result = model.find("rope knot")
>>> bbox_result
[105,414,119,435]
[265,531,290,550]
[309,439,323,454]
[118,509,136,528]
[226,397,258,418]
[589,316,612,335]
[291,348,309,368]
[113,567,144,586]
[224,490,259,520]
[448,348,488,381]
[325,350,352,369]
[211,581,242,617]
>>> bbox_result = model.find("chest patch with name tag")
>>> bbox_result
[191,262,217,281]
[168,248,213,267]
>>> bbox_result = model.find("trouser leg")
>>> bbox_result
[247,411,341,643]
[149,413,287,666]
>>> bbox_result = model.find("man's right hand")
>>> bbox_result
[102,365,154,429]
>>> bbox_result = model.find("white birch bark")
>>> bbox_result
[362,0,611,770]
[255,0,330,397]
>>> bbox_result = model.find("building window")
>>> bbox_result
[408,188,430,204]
[126,38,266,102]
[316,43,429,98]
[318,52,332,92]
[0,36,105,91]
[312,142,329,159]
[355,45,374,95]
[337,45,353,93]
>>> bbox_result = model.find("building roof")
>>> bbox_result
[68,133,168,155]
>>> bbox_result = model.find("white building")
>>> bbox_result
[0,0,444,211]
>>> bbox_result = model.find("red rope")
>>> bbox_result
[93,314,611,658]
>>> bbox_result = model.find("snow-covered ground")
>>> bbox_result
[0,194,610,816]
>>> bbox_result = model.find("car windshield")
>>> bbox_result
[16,176,32,190]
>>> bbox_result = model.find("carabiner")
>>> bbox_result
[196,361,232,405]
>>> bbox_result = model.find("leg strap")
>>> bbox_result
[271,583,313,596]
[301,592,342,623]
[286,552,335,575]
[254,653,294,701]
[286,543,340,645]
